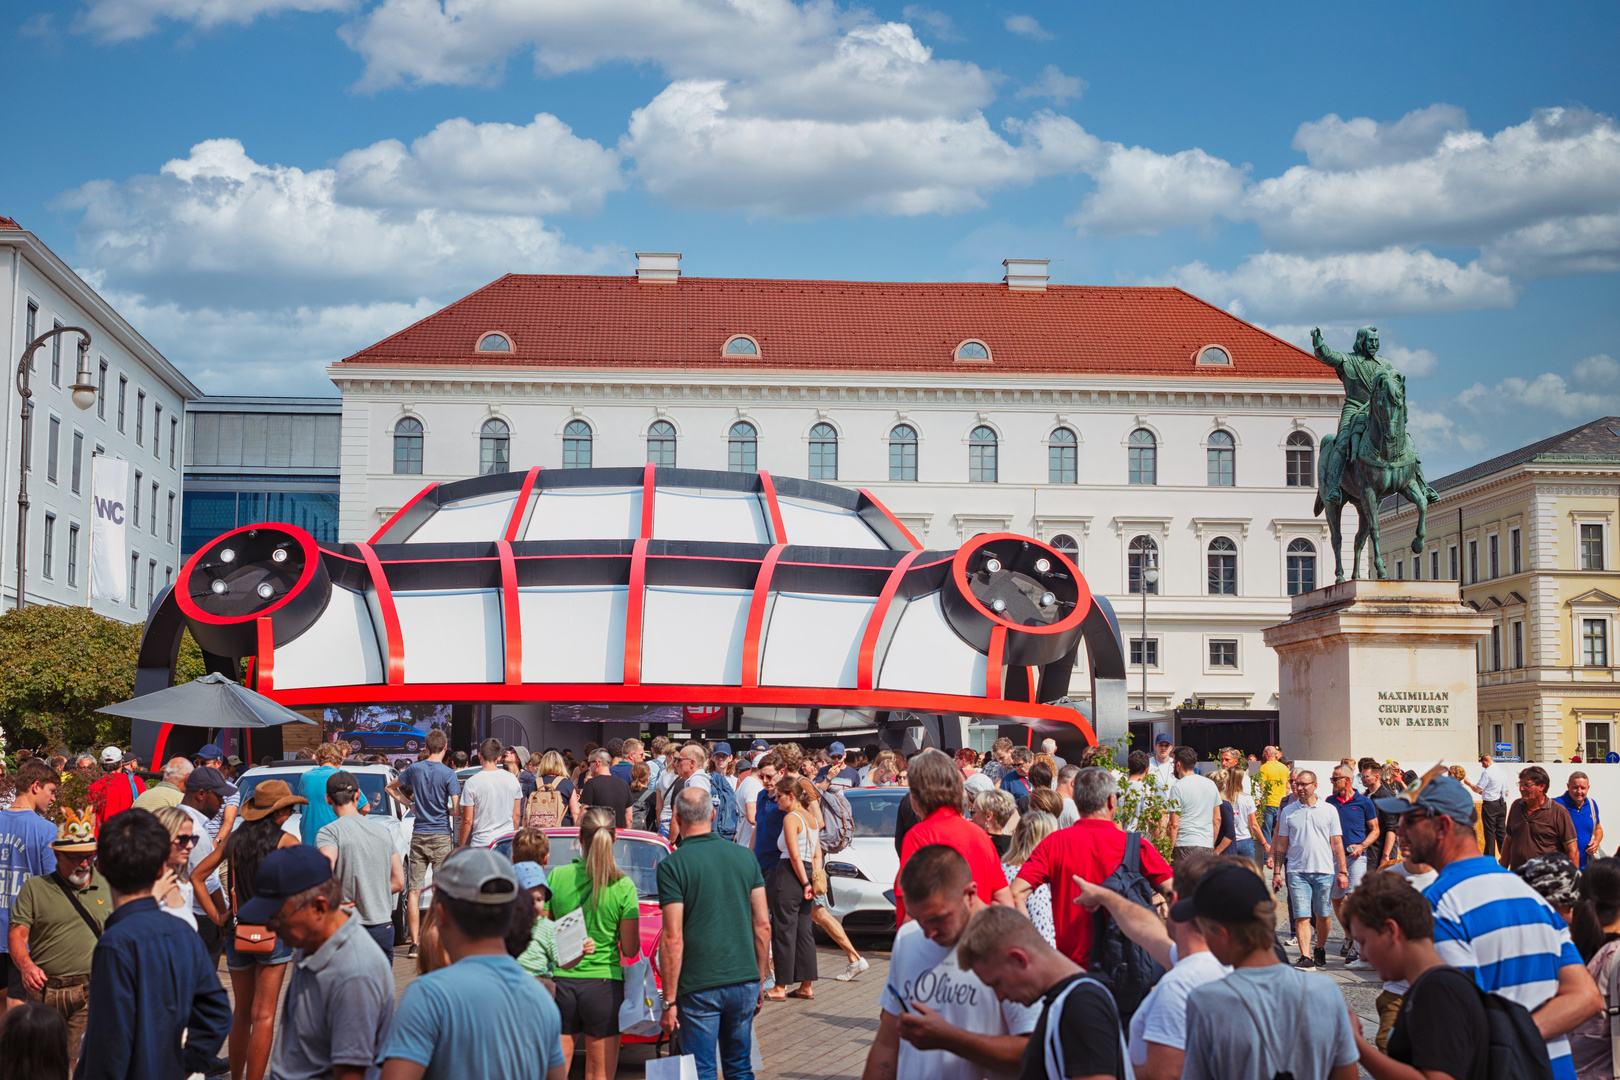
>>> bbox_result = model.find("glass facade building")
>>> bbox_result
[182,397,341,556]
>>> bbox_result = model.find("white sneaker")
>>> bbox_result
[835,958,869,982]
[1346,958,1373,970]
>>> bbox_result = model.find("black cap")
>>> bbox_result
[326,770,360,797]
[1169,863,1270,924]
[185,766,238,797]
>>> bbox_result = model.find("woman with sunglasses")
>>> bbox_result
[151,806,199,929]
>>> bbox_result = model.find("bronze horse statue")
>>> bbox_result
[1315,365,1436,581]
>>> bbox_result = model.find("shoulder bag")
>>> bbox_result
[230,859,278,956]
[49,873,102,940]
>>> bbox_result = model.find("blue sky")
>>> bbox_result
[4,0,1617,477]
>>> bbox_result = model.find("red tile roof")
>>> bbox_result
[338,274,1334,382]
[0,217,20,230]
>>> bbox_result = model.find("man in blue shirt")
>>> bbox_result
[299,743,367,846]
[998,747,1034,801]
[76,809,230,1080]
[1,758,61,1013]
[386,730,458,961]
[1554,771,1602,870]
[1326,763,1379,968]
[813,743,860,791]
[379,848,565,1080]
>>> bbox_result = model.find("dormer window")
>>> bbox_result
[478,333,513,352]
[1197,345,1231,365]
[956,340,991,362]
[724,335,759,356]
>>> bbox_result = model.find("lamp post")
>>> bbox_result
[15,327,96,610]
[1140,562,1159,712]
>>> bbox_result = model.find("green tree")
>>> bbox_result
[0,605,207,754]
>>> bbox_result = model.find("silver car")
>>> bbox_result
[823,788,905,934]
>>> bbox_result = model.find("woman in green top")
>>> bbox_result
[547,806,641,1080]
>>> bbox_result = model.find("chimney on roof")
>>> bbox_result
[636,252,681,284]
[1003,259,1049,291]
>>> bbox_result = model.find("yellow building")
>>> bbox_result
[1379,418,1620,761]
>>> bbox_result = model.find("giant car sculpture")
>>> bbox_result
[132,466,1126,755]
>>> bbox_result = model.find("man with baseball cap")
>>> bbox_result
[87,750,146,832]
[1149,733,1176,789]
[815,743,858,791]
[242,845,395,1080]
[1376,772,1602,1080]
[379,848,566,1080]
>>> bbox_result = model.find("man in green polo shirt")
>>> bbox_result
[657,787,771,1080]
[7,818,110,1065]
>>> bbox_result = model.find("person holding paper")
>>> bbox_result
[545,807,641,1080]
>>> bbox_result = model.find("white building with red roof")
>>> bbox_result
[329,254,1343,715]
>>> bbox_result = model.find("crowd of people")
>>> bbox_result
[4,732,1620,1080]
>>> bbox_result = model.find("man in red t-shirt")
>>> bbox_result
[895,749,1011,923]
[1011,766,1171,966]
[86,748,146,833]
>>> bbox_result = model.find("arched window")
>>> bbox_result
[1286,431,1314,487]
[956,341,990,361]
[724,336,758,355]
[1207,430,1235,487]
[889,424,917,482]
[1128,429,1156,485]
[478,333,511,352]
[1050,534,1079,560]
[1198,345,1231,365]
[647,420,677,467]
[1287,538,1317,596]
[1128,535,1158,595]
[729,422,757,472]
[969,426,998,483]
[562,420,592,469]
[479,418,510,476]
[1207,536,1238,595]
[1049,427,1077,484]
[808,423,838,479]
[393,417,423,475]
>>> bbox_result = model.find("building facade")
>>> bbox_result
[1378,418,1620,761]
[0,219,199,620]
[327,255,1343,711]
[182,396,342,557]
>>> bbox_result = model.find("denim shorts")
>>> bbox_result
[1331,855,1367,899]
[1286,871,1334,918]
[225,928,294,970]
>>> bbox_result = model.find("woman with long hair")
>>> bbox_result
[795,779,868,982]
[191,780,304,1080]
[546,806,640,1080]
[766,776,823,1000]
[1569,858,1620,1077]
[1215,766,1266,867]
[535,750,576,827]
[1003,809,1058,946]
[152,806,199,929]
[627,762,658,831]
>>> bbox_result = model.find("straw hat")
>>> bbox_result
[239,779,308,821]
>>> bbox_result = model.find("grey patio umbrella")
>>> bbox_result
[97,672,318,729]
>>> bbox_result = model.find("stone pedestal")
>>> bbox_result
[1262,580,1492,763]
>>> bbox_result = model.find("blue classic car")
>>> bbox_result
[339,720,428,752]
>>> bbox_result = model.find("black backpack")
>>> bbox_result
[1087,831,1167,1023]
[1452,968,1556,1080]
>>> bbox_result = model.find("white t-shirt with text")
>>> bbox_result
[459,768,523,847]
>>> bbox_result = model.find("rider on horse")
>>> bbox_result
[1312,325,1438,511]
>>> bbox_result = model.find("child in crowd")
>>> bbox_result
[511,828,560,994]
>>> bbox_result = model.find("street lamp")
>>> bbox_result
[1140,562,1159,712]
[15,327,95,610]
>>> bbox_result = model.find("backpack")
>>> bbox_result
[525,777,566,829]
[1444,968,1555,1080]
[1087,830,1167,1023]
[818,786,854,855]
[709,775,741,841]
[629,783,658,832]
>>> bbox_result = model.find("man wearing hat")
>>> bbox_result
[378,848,567,1080]
[7,809,108,1060]
[87,749,146,833]
[815,743,859,792]
[191,745,242,841]
[1377,773,1602,1080]
[1149,733,1176,789]
[315,770,404,957]
[241,845,395,1080]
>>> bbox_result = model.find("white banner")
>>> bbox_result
[89,455,128,603]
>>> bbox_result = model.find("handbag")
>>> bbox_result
[646,1055,698,1080]
[618,955,664,1038]
[229,868,278,956]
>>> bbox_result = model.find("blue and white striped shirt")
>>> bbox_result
[1425,855,1582,1080]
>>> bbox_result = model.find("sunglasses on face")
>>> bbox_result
[173,834,199,848]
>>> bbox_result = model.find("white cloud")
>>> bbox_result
[1163,247,1516,322]
[1480,211,1620,278]
[1456,359,1620,422]
[78,0,352,42]
[1291,104,1469,171]
[1385,345,1439,378]
[1070,145,1248,237]
[1406,407,1487,454]
[333,113,623,216]
[623,86,1096,216]
[1015,65,1084,107]
[900,4,958,40]
[1003,14,1052,39]
[1245,107,1620,252]
[56,138,621,309]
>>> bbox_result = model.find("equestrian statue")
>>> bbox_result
[1312,325,1440,582]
